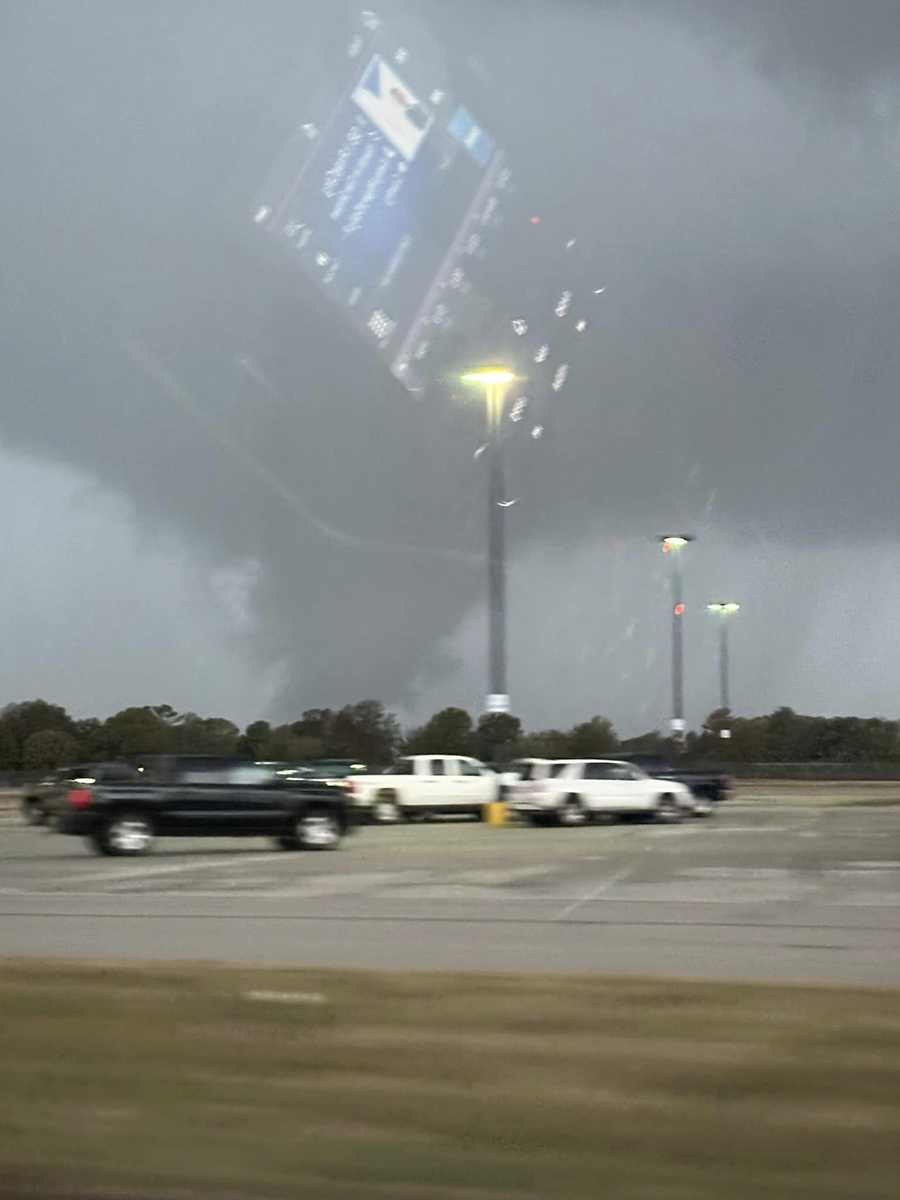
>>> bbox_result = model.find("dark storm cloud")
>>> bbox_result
[2,1,899,725]
[665,0,900,113]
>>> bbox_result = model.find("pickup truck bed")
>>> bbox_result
[616,755,731,804]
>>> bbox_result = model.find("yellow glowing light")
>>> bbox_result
[461,367,519,434]
[461,369,517,386]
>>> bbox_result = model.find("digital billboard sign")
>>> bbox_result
[252,8,511,393]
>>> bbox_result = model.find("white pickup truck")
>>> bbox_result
[349,754,499,824]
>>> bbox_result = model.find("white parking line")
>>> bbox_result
[54,852,281,886]
[556,867,634,921]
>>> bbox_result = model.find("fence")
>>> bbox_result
[688,762,900,781]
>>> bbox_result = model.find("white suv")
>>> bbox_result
[510,759,697,826]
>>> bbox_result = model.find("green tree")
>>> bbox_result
[472,713,523,763]
[723,717,770,763]
[325,701,401,765]
[150,704,183,727]
[566,716,618,759]
[260,726,314,762]
[291,709,335,741]
[22,729,80,771]
[405,707,473,755]
[765,707,814,762]
[0,717,21,770]
[1,700,76,768]
[72,718,109,760]
[175,715,240,755]
[618,730,672,757]
[238,720,273,760]
[102,707,175,758]
[515,729,572,760]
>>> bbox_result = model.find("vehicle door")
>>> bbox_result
[606,764,654,812]
[394,758,438,815]
[424,757,456,812]
[454,758,493,811]
[167,761,280,835]
[227,764,289,833]
[580,762,627,813]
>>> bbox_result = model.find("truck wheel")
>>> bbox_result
[654,794,683,824]
[22,799,46,827]
[372,794,401,824]
[296,809,342,851]
[272,834,301,851]
[93,813,155,856]
[557,796,589,827]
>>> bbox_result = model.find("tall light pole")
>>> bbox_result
[462,368,518,716]
[658,535,695,745]
[707,602,740,734]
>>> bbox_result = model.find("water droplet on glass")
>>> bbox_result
[552,364,570,392]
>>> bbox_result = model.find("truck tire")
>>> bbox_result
[91,812,155,856]
[654,794,683,824]
[272,834,301,851]
[557,796,589,827]
[296,808,342,851]
[22,799,46,826]
[372,793,401,824]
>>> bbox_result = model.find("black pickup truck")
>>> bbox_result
[616,754,732,806]
[56,756,355,856]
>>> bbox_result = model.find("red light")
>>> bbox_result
[674,603,686,616]
[67,788,93,809]
[530,216,541,225]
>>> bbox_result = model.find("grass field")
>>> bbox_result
[733,780,900,805]
[1,962,899,1199]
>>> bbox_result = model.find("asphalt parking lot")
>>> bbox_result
[2,805,899,985]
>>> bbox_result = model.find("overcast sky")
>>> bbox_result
[2,1,899,734]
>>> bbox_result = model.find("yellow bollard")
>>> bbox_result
[484,801,508,826]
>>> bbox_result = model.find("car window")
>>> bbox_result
[383,759,414,775]
[178,764,274,785]
[429,759,446,776]
[608,765,638,781]
[550,762,573,777]
[584,762,616,781]
[96,764,142,783]
[458,759,483,777]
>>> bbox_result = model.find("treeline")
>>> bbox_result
[2,698,900,776]
[689,707,900,764]
[0,700,616,773]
